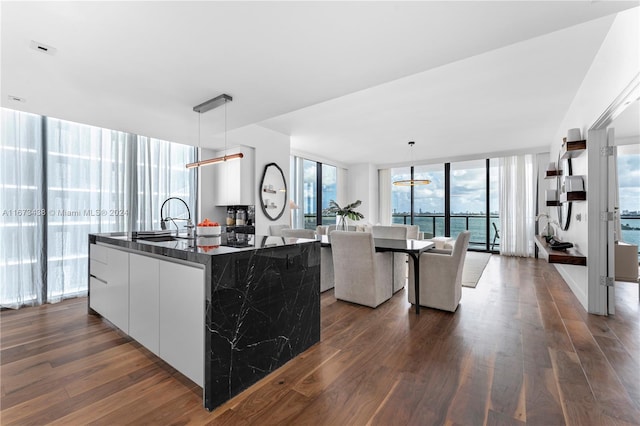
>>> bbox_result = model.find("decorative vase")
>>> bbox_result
[542,223,555,242]
[336,215,348,231]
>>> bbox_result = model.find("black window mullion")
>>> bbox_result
[316,162,323,226]
[486,158,491,252]
[444,163,451,237]
[40,116,48,304]
[410,166,415,226]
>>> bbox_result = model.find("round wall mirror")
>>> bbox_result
[259,163,287,221]
[556,153,572,231]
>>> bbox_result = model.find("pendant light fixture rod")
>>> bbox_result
[393,141,431,186]
[186,93,243,169]
[193,94,233,114]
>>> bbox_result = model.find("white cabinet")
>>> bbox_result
[129,254,160,355]
[89,244,130,333]
[90,244,204,387]
[213,146,255,206]
[159,261,205,387]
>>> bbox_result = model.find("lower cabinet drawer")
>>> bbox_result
[89,259,108,282]
[89,276,108,317]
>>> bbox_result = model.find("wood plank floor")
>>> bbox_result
[1,256,639,425]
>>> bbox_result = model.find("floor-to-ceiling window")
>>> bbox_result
[290,156,338,229]
[391,158,500,252]
[1,109,196,308]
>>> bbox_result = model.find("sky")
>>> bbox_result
[392,161,499,215]
[617,145,640,214]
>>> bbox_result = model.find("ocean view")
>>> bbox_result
[620,218,640,260]
[307,215,640,259]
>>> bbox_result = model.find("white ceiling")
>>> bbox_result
[2,1,638,166]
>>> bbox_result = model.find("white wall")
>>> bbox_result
[198,125,291,236]
[548,7,639,311]
[347,163,379,226]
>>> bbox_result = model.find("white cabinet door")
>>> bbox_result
[129,254,160,355]
[213,146,255,206]
[105,247,130,334]
[159,261,204,387]
[89,244,129,333]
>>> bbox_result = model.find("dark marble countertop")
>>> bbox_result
[89,232,317,264]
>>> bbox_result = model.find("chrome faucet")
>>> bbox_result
[160,197,194,238]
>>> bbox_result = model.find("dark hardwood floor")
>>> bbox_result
[1,256,639,425]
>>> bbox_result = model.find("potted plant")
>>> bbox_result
[324,200,365,231]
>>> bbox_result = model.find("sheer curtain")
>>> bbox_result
[499,154,537,257]
[1,110,45,308]
[136,136,196,232]
[1,109,196,308]
[46,119,132,303]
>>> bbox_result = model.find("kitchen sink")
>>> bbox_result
[135,235,178,242]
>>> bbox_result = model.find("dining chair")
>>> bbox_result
[281,228,315,239]
[407,231,470,312]
[491,222,500,251]
[269,224,291,236]
[372,225,408,293]
[330,231,393,308]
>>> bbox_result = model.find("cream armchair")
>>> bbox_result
[331,231,393,308]
[269,224,291,236]
[281,228,315,239]
[408,231,471,312]
[314,226,334,292]
[372,225,408,293]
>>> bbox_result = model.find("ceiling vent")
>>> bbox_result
[30,40,57,56]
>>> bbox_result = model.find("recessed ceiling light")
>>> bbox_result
[30,40,57,56]
[8,95,26,103]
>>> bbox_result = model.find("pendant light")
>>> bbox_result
[393,141,431,186]
[186,94,244,169]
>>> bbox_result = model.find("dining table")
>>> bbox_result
[319,234,435,314]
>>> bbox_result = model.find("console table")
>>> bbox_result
[534,235,586,266]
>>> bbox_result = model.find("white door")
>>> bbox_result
[606,128,617,314]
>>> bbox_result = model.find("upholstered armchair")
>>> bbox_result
[281,228,315,239]
[331,231,393,308]
[314,226,334,292]
[372,225,408,293]
[269,224,291,236]
[408,231,471,312]
[392,224,422,240]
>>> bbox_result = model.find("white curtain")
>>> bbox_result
[499,154,537,257]
[136,136,196,232]
[1,110,45,308]
[45,119,132,303]
[378,169,392,225]
[1,109,196,308]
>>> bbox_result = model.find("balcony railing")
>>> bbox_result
[303,213,501,251]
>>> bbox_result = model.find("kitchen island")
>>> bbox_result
[88,232,320,411]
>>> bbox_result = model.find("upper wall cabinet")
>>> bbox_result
[213,146,255,206]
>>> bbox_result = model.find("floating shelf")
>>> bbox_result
[560,191,587,203]
[545,170,562,179]
[534,236,586,266]
[546,201,560,206]
[561,140,586,159]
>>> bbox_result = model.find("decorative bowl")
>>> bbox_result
[197,225,221,236]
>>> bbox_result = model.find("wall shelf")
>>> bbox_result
[560,191,586,203]
[534,236,586,266]
[560,140,586,159]
[546,201,560,206]
[545,170,562,179]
